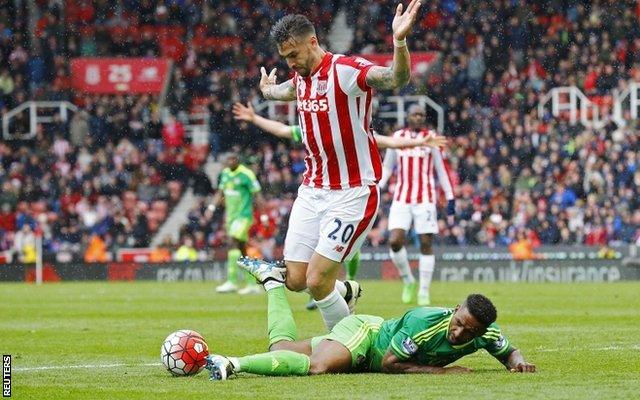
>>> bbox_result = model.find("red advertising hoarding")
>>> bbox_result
[70,58,171,94]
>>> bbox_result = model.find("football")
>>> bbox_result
[161,330,210,376]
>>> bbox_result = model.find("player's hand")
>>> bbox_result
[444,366,473,374]
[259,66,278,92]
[510,362,536,373]
[392,0,422,40]
[419,135,447,148]
[446,200,455,226]
[232,102,255,123]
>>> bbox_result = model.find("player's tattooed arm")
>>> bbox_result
[366,0,421,90]
[366,65,409,91]
[381,351,472,374]
[259,67,296,101]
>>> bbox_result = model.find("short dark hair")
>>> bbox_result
[464,294,497,327]
[270,14,316,45]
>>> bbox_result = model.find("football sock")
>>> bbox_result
[235,350,310,376]
[334,280,347,297]
[419,254,435,295]
[226,248,242,284]
[267,286,297,346]
[345,251,360,280]
[390,247,415,284]
[315,288,349,330]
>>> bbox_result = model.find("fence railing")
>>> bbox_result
[3,101,78,140]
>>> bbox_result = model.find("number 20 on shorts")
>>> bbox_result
[327,218,355,244]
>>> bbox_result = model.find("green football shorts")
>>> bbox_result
[311,315,383,370]
[226,217,252,242]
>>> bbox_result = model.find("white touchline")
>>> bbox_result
[535,345,640,353]
[15,362,162,372]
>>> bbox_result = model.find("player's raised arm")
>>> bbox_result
[365,0,422,90]
[259,67,296,101]
[232,102,294,139]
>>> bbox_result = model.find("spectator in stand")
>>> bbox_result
[0,0,638,263]
[162,114,186,148]
[174,235,198,262]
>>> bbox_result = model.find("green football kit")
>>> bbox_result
[313,307,514,371]
[218,164,260,285]
[232,288,515,376]
[218,164,261,242]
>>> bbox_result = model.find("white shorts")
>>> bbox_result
[284,185,380,263]
[387,201,438,234]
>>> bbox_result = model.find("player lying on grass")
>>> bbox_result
[205,258,536,380]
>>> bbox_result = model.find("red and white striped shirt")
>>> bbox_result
[291,52,382,190]
[382,128,455,204]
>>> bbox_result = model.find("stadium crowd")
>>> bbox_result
[0,0,639,262]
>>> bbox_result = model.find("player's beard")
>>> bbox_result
[295,66,310,76]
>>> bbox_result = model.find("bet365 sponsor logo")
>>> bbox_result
[2,355,10,398]
[298,99,329,113]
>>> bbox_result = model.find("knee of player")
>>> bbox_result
[389,240,404,252]
[285,277,307,292]
[305,274,324,291]
[419,243,433,254]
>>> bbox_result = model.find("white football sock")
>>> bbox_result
[315,288,350,330]
[334,280,347,297]
[419,254,435,295]
[390,247,415,284]
[229,357,240,371]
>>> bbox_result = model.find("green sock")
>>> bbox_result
[267,286,297,346]
[226,249,242,284]
[236,350,310,376]
[345,250,360,280]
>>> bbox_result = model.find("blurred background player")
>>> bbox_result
[379,105,456,305]
[253,2,423,330]
[210,153,265,295]
[206,263,535,380]
[232,101,447,309]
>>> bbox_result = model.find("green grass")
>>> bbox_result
[1,281,639,399]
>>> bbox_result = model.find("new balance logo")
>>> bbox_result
[333,245,345,252]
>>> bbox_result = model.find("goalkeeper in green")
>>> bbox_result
[205,258,535,380]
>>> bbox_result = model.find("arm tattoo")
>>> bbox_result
[366,67,398,90]
[263,81,296,101]
[366,44,411,90]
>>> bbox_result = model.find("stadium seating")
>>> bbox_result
[0,1,638,262]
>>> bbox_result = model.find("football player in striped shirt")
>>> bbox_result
[205,273,535,380]
[254,0,423,331]
[231,101,447,309]
[379,105,456,306]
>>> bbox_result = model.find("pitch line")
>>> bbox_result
[15,362,162,372]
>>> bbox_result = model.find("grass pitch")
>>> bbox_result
[1,280,639,399]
